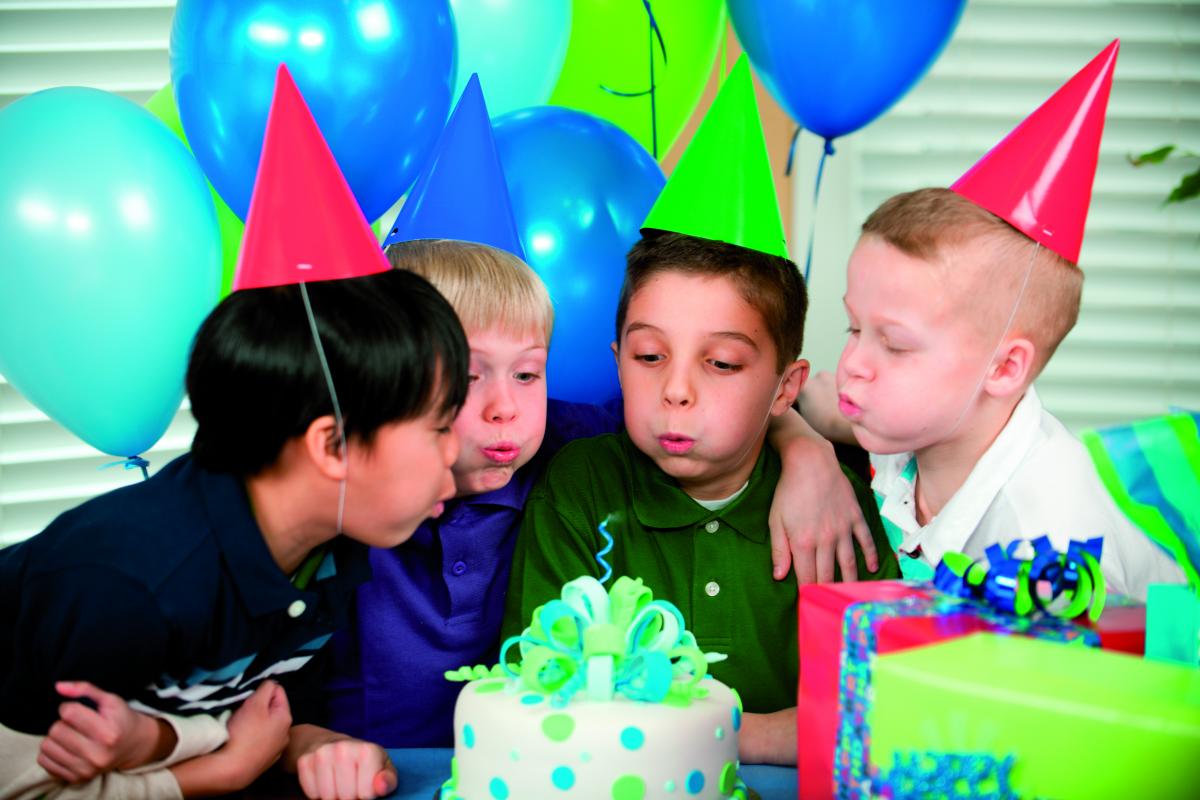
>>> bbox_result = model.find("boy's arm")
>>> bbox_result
[767,408,879,585]
[740,708,797,766]
[284,724,396,800]
[501,486,603,645]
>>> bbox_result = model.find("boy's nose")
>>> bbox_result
[661,365,694,408]
[484,384,518,423]
[838,340,872,382]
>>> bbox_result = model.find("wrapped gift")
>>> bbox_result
[1146,583,1200,666]
[868,633,1200,799]
[796,581,1097,800]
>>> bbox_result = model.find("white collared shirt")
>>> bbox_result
[871,387,1185,600]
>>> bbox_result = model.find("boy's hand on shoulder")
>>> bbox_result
[290,724,397,800]
[770,425,878,585]
[37,680,176,783]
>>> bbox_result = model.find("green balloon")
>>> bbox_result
[549,0,726,159]
[145,84,244,299]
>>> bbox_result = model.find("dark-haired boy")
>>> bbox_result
[0,270,468,796]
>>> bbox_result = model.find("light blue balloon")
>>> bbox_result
[494,106,664,404]
[0,87,221,456]
[171,0,456,221]
[450,0,571,118]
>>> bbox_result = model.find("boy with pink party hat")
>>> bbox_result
[813,41,1185,599]
[0,66,466,798]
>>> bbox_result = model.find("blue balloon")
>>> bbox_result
[494,107,664,404]
[170,0,456,221]
[450,0,572,118]
[0,88,221,456]
[729,0,965,140]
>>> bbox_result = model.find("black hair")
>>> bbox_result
[617,232,808,372]
[187,269,468,476]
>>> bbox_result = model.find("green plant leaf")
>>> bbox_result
[1129,145,1176,166]
[1165,166,1200,205]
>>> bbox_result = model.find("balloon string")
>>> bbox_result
[803,138,836,283]
[784,125,801,176]
[100,455,150,480]
[599,0,666,158]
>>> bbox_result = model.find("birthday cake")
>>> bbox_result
[440,576,746,800]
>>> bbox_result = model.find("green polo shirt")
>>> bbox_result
[502,432,899,714]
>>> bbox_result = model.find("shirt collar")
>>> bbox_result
[876,388,1045,565]
[195,456,371,617]
[624,432,778,544]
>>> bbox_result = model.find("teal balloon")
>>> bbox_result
[0,87,220,456]
[450,0,572,118]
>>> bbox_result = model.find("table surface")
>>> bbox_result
[383,748,797,800]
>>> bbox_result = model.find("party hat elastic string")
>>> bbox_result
[300,283,348,534]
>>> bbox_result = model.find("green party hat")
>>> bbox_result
[641,53,788,260]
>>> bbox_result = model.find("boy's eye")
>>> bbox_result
[845,326,860,336]
[467,373,480,385]
[633,353,663,364]
[514,371,541,384]
[708,359,741,372]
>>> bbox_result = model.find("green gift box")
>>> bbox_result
[868,633,1200,799]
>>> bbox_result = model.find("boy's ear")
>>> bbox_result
[303,415,348,481]
[771,359,810,416]
[985,337,1035,399]
[611,341,622,388]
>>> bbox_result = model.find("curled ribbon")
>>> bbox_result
[497,575,724,706]
[933,535,1106,622]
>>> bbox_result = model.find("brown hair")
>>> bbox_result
[617,232,808,372]
[861,188,1082,375]
[385,239,553,345]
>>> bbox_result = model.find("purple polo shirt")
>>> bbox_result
[322,399,620,746]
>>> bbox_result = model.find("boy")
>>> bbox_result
[0,67,467,798]
[818,43,1184,599]
[501,52,897,769]
[0,269,467,797]
[323,239,874,748]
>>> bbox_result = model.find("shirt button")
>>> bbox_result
[705,520,720,533]
[287,600,306,618]
[452,560,467,576]
[704,581,720,597]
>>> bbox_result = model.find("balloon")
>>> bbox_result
[493,107,665,403]
[449,0,572,118]
[145,84,244,299]
[170,0,456,221]
[728,0,966,140]
[0,88,221,456]
[549,0,726,159]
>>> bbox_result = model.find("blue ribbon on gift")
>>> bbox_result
[934,535,1106,622]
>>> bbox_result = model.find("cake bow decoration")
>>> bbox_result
[497,575,725,707]
[934,535,1106,622]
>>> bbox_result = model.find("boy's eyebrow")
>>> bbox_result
[710,331,759,350]
[623,321,662,337]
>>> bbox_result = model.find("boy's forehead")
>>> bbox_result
[624,271,771,341]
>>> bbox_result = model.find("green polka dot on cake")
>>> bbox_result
[664,779,677,793]
[552,765,576,790]
[611,774,646,800]
[510,749,520,762]
[520,693,544,705]
[542,713,575,742]
[719,762,738,795]
[686,770,705,794]
[474,679,505,694]
[619,726,644,750]
[489,777,509,799]
[714,725,725,740]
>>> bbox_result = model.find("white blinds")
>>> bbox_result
[1,0,1197,546]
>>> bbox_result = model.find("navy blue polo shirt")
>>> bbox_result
[0,454,370,735]
[323,399,620,747]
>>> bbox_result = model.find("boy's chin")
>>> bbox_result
[456,464,518,495]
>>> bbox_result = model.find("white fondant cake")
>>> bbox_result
[440,576,747,800]
[443,674,742,799]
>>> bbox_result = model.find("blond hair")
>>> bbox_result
[385,239,553,345]
[861,188,1082,377]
